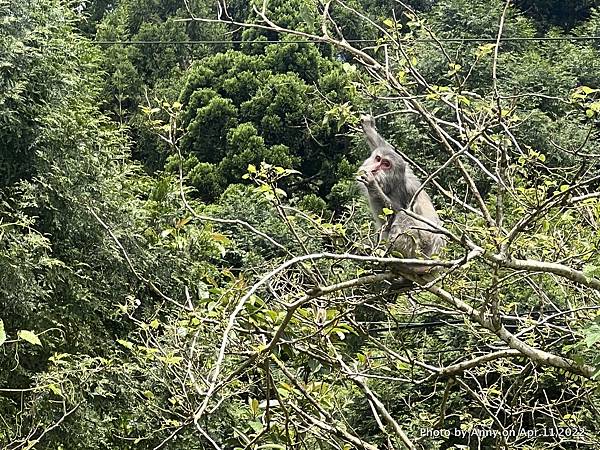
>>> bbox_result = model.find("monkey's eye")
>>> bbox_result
[375,155,381,162]
[381,160,391,169]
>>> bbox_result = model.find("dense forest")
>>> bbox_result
[2,0,600,448]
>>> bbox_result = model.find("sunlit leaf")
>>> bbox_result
[18,330,42,346]
[48,384,62,396]
[143,390,155,400]
[0,320,5,346]
[583,324,600,348]
[117,339,134,350]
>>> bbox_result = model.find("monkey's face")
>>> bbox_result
[369,153,392,175]
[358,148,403,192]
[359,151,392,177]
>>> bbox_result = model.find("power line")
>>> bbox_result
[95,39,369,45]
[94,35,600,45]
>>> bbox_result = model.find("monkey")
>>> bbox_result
[357,115,444,260]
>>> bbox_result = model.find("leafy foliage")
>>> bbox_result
[3,0,600,449]
[176,45,359,202]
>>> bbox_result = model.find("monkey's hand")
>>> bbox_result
[356,170,378,190]
[360,114,376,133]
[357,170,393,212]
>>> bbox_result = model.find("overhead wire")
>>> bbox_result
[94,36,600,45]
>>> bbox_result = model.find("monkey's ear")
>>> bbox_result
[361,114,389,151]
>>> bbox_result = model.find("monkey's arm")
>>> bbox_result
[361,114,389,151]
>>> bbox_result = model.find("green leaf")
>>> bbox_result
[458,95,471,106]
[23,440,39,450]
[474,43,496,58]
[212,233,230,243]
[248,420,264,433]
[583,324,600,348]
[0,319,5,346]
[18,330,42,346]
[48,384,62,396]
[341,62,356,73]
[175,216,192,229]
[383,18,395,28]
[334,328,346,340]
[143,390,155,400]
[447,63,462,76]
[583,264,600,281]
[160,354,183,365]
[117,339,134,350]
[49,353,70,364]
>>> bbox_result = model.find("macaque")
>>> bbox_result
[357,115,444,259]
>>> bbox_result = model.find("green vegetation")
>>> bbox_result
[1,0,600,449]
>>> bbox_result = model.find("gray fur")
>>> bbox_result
[357,115,444,258]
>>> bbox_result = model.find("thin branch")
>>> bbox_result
[89,208,191,311]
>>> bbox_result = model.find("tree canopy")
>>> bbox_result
[1,0,600,449]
